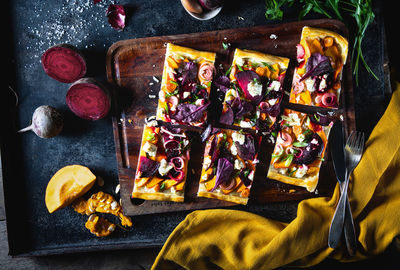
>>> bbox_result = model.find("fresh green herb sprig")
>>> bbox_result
[264,0,378,85]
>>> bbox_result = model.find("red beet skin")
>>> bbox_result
[66,78,111,120]
[41,44,87,83]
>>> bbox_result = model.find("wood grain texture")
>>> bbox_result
[106,19,355,216]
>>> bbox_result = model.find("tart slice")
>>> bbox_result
[156,43,216,128]
[197,129,261,205]
[290,26,348,108]
[219,48,290,131]
[267,109,333,192]
[132,121,191,202]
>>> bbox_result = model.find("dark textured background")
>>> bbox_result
[2,0,398,268]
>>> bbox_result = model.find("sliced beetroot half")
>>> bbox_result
[41,44,86,83]
[66,78,111,120]
[235,70,263,101]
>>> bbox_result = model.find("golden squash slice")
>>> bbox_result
[45,165,96,213]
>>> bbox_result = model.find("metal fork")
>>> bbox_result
[328,131,365,251]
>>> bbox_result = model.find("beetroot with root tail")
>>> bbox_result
[18,105,64,138]
[66,78,111,121]
[41,44,87,83]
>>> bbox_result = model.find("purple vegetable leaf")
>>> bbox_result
[220,106,234,125]
[235,135,256,160]
[214,75,230,93]
[171,101,210,123]
[212,158,234,191]
[300,53,333,81]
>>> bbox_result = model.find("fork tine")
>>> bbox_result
[357,132,365,152]
[346,131,356,147]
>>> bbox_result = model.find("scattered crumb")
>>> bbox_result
[97,176,104,187]
[238,16,244,20]
[289,189,296,194]
[148,94,156,99]
[270,34,278,39]
[152,76,160,83]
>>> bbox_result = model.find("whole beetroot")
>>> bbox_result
[18,105,63,138]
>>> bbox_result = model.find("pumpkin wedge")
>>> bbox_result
[45,165,96,213]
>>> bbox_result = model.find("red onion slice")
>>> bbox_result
[168,169,185,182]
[170,157,185,170]
[106,4,126,30]
[321,92,337,107]
[163,139,180,150]
[296,44,305,62]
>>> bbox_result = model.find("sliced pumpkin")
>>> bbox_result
[45,165,96,213]
[308,38,324,55]
[300,91,312,105]
[163,179,178,190]
[146,177,165,189]
[167,57,179,69]
[204,176,216,192]
[135,177,151,188]
[270,63,280,80]
[174,181,185,191]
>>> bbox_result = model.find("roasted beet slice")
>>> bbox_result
[235,70,263,101]
[138,156,159,178]
[293,133,323,165]
[41,44,86,83]
[310,112,338,126]
[66,78,111,120]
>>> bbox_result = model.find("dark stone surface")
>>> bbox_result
[3,0,393,263]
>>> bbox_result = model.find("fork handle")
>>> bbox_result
[343,188,357,255]
[328,173,350,249]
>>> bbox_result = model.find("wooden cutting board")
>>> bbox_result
[106,19,355,216]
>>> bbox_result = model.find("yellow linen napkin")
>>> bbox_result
[152,83,400,269]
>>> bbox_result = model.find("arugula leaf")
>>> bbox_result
[265,0,295,20]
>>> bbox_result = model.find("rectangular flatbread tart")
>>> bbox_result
[197,128,261,205]
[132,120,190,202]
[267,109,332,192]
[156,43,216,127]
[289,26,348,109]
[220,48,290,131]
